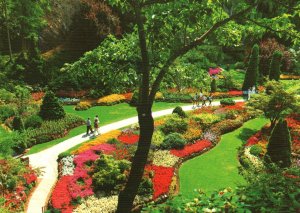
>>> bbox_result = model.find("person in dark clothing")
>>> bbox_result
[86,118,93,135]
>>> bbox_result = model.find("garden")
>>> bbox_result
[1,0,300,213]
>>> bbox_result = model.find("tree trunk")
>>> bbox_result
[116,104,154,213]
[3,0,12,60]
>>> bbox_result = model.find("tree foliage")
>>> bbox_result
[269,50,282,81]
[265,119,292,168]
[39,91,65,120]
[242,44,259,90]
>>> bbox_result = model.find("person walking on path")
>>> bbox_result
[247,87,251,100]
[86,118,93,135]
[94,115,100,136]
[192,93,198,108]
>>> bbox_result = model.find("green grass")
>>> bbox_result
[178,117,268,199]
[26,102,188,155]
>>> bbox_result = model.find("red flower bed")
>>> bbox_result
[51,176,73,213]
[31,92,45,101]
[245,131,262,146]
[222,102,245,111]
[118,134,139,144]
[146,165,174,200]
[24,172,37,185]
[171,140,212,158]
[228,90,243,96]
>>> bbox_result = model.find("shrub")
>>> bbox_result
[25,115,43,129]
[97,94,126,106]
[265,119,291,168]
[151,130,165,147]
[161,92,192,103]
[39,91,65,120]
[92,155,130,192]
[75,101,92,111]
[192,113,221,129]
[172,106,187,118]
[210,78,217,92]
[160,116,188,135]
[210,118,243,135]
[160,133,187,150]
[12,116,24,131]
[0,105,16,122]
[269,50,282,81]
[250,144,263,157]
[183,127,202,141]
[242,44,259,90]
[220,98,235,106]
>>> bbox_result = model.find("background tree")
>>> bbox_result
[247,81,298,129]
[211,78,217,92]
[39,91,65,120]
[269,50,282,81]
[12,116,24,131]
[242,44,259,91]
[265,119,291,168]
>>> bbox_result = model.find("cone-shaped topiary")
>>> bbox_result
[12,116,24,131]
[39,91,65,120]
[172,106,187,118]
[242,44,259,91]
[211,78,217,93]
[269,50,282,81]
[265,119,291,168]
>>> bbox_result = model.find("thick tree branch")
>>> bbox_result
[149,5,254,102]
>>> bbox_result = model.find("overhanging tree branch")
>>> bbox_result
[149,5,255,102]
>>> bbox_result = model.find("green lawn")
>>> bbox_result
[178,117,268,199]
[26,102,188,155]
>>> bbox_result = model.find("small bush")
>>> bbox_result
[97,94,126,106]
[250,144,263,157]
[220,98,235,106]
[192,113,221,129]
[151,130,165,147]
[12,116,24,131]
[75,101,92,111]
[210,118,243,135]
[160,116,188,135]
[161,132,187,150]
[0,105,16,122]
[172,106,187,118]
[183,127,202,142]
[39,91,65,120]
[25,115,43,129]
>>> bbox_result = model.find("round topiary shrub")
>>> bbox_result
[250,144,263,157]
[12,116,24,131]
[39,91,65,120]
[75,101,92,111]
[25,115,43,129]
[160,132,187,150]
[160,116,188,135]
[172,106,187,118]
[220,98,235,106]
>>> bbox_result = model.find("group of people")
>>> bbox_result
[86,115,100,136]
[192,92,213,108]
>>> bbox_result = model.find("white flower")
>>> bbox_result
[60,155,75,176]
[152,150,179,167]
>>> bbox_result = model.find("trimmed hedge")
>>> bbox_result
[172,106,187,118]
[220,98,235,106]
[160,132,187,150]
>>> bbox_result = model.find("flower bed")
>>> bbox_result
[31,92,45,101]
[171,140,212,158]
[118,134,139,144]
[146,165,174,199]
[96,94,126,106]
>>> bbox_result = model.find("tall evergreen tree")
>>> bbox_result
[39,91,65,120]
[265,119,292,168]
[242,44,259,91]
[210,78,217,92]
[269,50,282,81]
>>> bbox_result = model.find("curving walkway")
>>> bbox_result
[178,117,268,199]
[25,100,243,213]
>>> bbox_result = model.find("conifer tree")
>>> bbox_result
[39,91,65,120]
[269,50,282,81]
[265,119,292,168]
[242,44,259,91]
